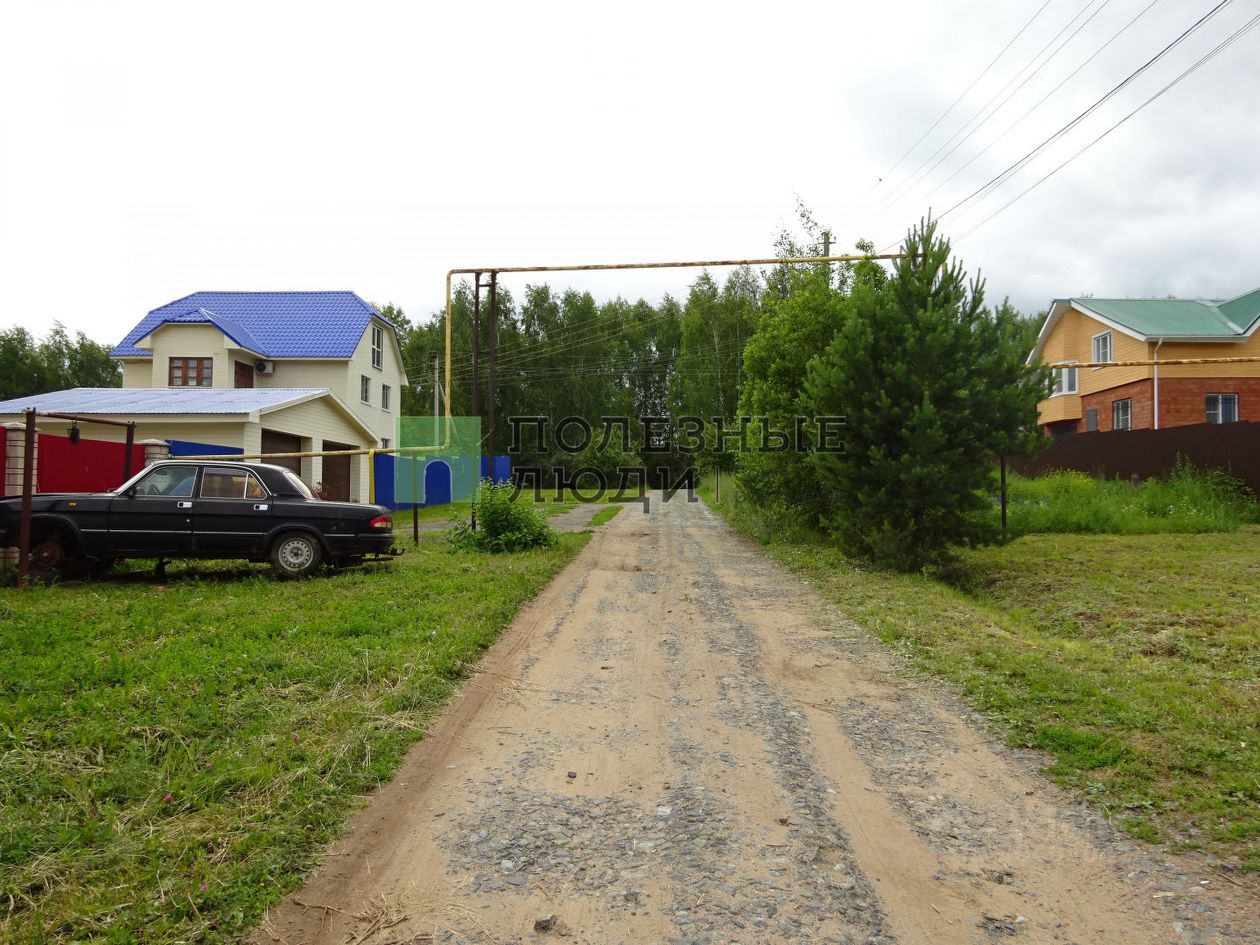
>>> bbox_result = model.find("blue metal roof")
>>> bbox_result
[110,291,392,359]
[0,387,330,415]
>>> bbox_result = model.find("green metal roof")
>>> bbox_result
[1074,289,1260,338]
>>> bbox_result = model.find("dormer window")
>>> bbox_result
[170,357,213,387]
[371,325,383,370]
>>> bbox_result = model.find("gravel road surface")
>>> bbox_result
[256,493,1257,945]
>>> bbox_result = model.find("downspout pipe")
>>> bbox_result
[1153,337,1164,430]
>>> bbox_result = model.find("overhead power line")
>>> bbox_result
[880,0,1116,231]
[909,0,1163,216]
[864,0,1054,198]
[956,9,1260,239]
[937,0,1234,224]
[871,0,1107,221]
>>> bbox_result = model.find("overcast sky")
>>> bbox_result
[2,0,1257,346]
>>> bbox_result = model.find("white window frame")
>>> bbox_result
[1206,392,1239,424]
[1052,362,1078,396]
[1112,398,1132,431]
[360,374,371,404]
[1091,330,1112,370]
[380,437,392,449]
[381,383,391,412]
[371,325,383,370]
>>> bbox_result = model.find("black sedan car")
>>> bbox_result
[0,461,402,579]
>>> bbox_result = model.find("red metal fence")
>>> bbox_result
[36,433,144,493]
[1010,421,1260,495]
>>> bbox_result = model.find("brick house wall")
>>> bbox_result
[1060,376,1260,433]
[1157,377,1260,427]
[1079,378,1153,432]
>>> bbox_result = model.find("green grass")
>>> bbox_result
[0,533,587,942]
[1005,467,1260,535]
[700,481,1260,868]
[587,506,621,527]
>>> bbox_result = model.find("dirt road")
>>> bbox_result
[257,495,1256,945]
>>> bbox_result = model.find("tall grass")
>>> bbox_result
[1006,463,1259,535]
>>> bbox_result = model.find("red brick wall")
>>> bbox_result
[1079,378,1153,432]
[1157,377,1260,428]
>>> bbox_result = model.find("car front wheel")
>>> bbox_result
[269,532,324,579]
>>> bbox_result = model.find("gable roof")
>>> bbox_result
[1029,287,1260,362]
[111,291,394,359]
[0,387,378,441]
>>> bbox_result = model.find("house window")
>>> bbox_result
[1206,393,1239,424]
[1112,398,1132,431]
[1052,364,1078,396]
[1091,331,1112,369]
[371,325,383,370]
[1085,409,1098,432]
[360,375,371,403]
[169,357,213,387]
[381,384,391,411]
[380,437,392,449]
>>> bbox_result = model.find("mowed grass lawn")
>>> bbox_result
[702,485,1260,869]
[0,532,588,943]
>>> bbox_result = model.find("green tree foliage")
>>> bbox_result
[804,218,1048,570]
[0,323,120,400]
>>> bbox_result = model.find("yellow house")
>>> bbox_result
[1028,289,1260,435]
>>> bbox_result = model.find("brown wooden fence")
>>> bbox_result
[1010,421,1260,495]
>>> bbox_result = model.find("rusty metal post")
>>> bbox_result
[123,422,136,481]
[17,409,35,584]
[486,271,498,482]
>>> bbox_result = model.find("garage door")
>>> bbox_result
[260,430,303,475]
[321,440,354,501]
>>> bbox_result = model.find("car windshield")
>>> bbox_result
[283,470,315,499]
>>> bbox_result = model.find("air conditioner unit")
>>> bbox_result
[255,360,275,375]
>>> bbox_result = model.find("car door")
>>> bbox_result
[192,467,274,555]
[106,465,198,554]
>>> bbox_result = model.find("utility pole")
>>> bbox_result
[821,229,832,285]
[486,271,498,482]
[471,273,482,420]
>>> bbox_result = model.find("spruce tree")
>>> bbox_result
[804,218,1046,570]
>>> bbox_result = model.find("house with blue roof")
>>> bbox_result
[1030,288,1260,435]
[0,292,408,502]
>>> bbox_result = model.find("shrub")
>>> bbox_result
[449,480,556,553]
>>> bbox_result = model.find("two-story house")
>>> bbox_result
[1030,288,1260,436]
[0,292,407,501]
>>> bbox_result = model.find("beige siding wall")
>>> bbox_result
[255,317,404,445]
[146,324,232,388]
[1157,335,1260,378]
[120,360,154,387]
[260,398,376,501]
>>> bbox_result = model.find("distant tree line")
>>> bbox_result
[0,324,120,401]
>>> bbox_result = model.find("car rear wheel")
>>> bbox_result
[269,532,323,579]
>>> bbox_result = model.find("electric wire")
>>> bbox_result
[955,9,1260,240]
[863,0,1055,198]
